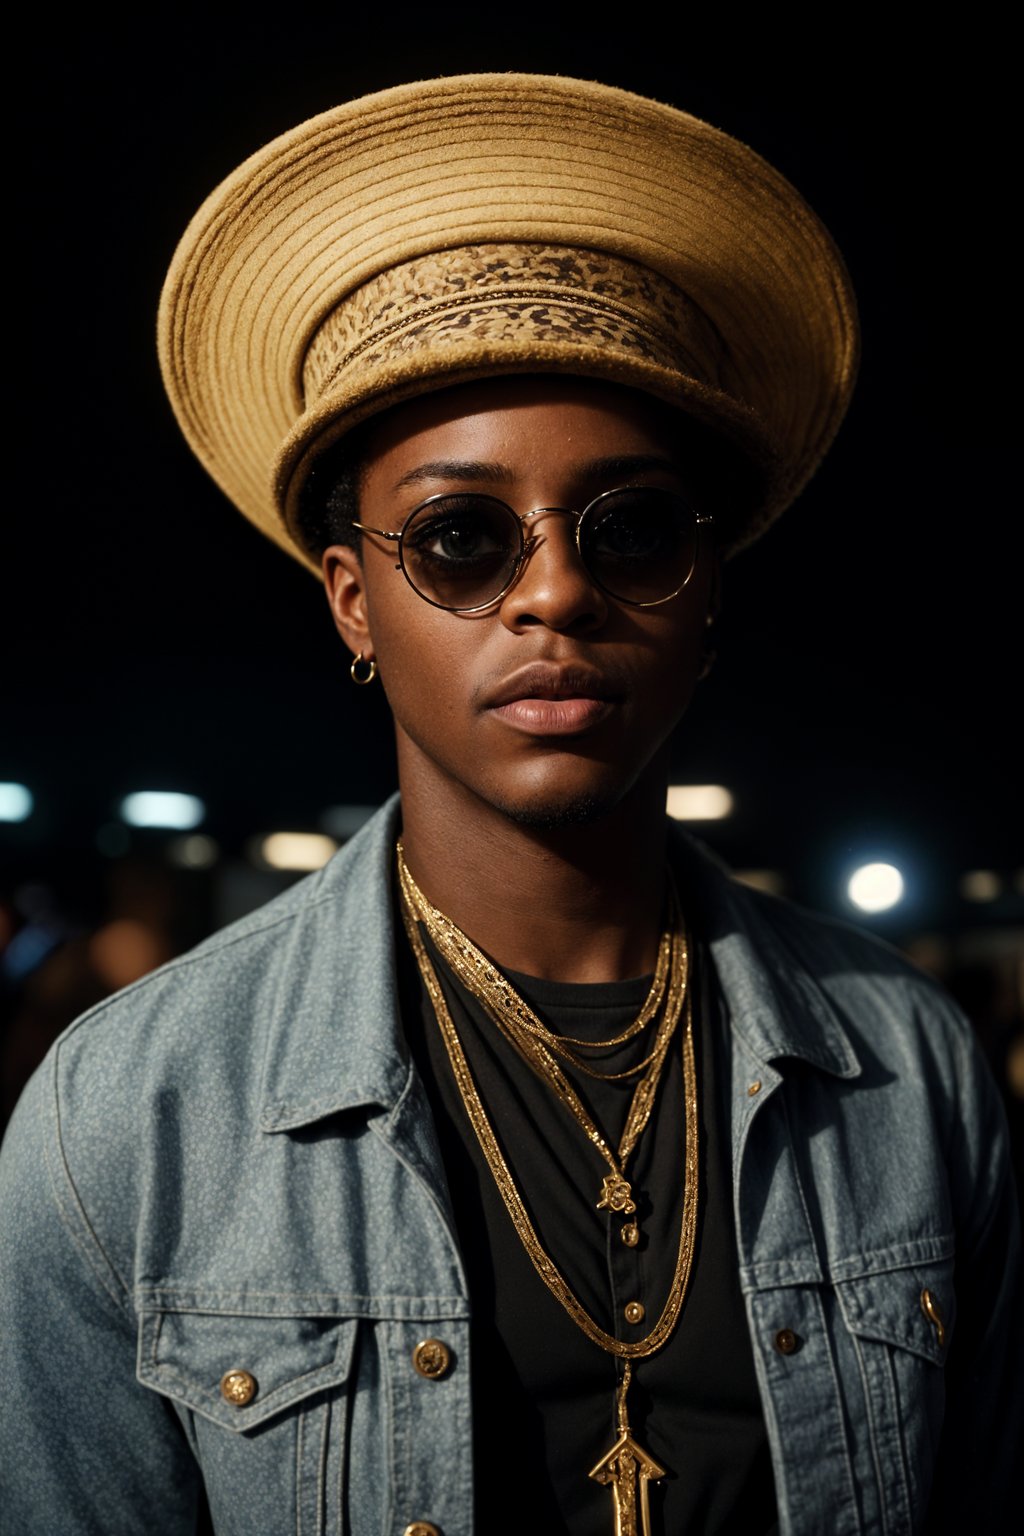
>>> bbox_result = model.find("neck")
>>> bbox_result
[396,753,672,984]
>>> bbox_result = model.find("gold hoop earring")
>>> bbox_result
[350,652,378,685]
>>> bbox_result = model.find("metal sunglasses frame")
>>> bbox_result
[351,487,714,613]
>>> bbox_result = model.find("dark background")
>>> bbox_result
[3,20,1021,1123]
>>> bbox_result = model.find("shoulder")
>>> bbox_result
[0,799,403,1291]
[672,825,979,1082]
[674,830,1019,1257]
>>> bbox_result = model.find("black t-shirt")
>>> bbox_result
[397,905,777,1534]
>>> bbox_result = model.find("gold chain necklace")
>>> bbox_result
[487,920,673,1065]
[399,846,683,1234]
[410,868,676,1082]
[494,929,674,1081]
[397,844,699,1536]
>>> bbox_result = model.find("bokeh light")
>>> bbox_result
[120,792,205,830]
[0,783,33,822]
[847,862,905,913]
[666,785,734,821]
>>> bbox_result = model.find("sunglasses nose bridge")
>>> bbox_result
[518,506,586,562]
[516,505,589,571]
[519,505,582,529]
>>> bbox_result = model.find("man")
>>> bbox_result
[1,74,1019,1535]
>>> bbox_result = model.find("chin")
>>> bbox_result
[479,749,671,832]
[489,786,619,831]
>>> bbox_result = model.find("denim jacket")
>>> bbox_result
[1,797,1019,1535]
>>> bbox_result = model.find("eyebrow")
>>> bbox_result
[391,460,514,492]
[390,453,681,494]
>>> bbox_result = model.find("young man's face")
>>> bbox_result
[324,376,718,829]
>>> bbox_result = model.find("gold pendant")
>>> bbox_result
[597,1172,636,1214]
[590,1432,666,1536]
[590,1361,666,1536]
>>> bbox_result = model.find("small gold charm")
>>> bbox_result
[597,1173,636,1215]
[621,1221,639,1247]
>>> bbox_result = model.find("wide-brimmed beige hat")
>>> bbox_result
[158,72,859,574]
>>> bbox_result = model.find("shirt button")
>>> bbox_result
[773,1328,799,1355]
[624,1300,645,1324]
[220,1369,257,1405]
[412,1339,452,1380]
[403,1524,441,1536]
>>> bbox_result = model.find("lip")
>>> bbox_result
[481,662,621,736]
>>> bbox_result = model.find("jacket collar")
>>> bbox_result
[257,797,860,1131]
[671,824,861,1079]
[258,796,410,1131]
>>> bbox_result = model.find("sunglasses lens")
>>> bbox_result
[580,488,698,603]
[401,496,521,609]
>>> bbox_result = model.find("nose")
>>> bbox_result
[498,509,608,633]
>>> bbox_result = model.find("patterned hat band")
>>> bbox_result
[278,243,776,554]
[302,245,724,398]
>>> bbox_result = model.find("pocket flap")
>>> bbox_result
[835,1259,955,1366]
[138,1309,358,1431]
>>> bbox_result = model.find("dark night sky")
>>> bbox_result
[4,18,1021,942]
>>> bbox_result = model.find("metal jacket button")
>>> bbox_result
[220,1369,257,1405]
[403,1524,441,1536]
[624,1301,645,1324]
[920,1287,946,1348]
[412,1339,452,1379]
[773,1328,799,1355]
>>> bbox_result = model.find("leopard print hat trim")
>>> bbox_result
[301,245,723,401]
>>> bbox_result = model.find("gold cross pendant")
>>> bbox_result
[589,1362,666,1536]
[590,1431,666,1536]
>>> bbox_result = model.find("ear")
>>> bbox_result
[323,544,375,661]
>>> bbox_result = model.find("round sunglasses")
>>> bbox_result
[352,486,713,612]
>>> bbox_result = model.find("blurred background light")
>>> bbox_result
[88,919,171,992]
[666,784,734,821]
[120,792,205,830]
[166,834,220,869]
[253,832,339,872]
[847,862,905,913]
[734,869,786,896]
[0,783,34,822]
[959,870,1002,903]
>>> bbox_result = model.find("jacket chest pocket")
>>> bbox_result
[835,1254,955,1533]
[138,1307,358,1536]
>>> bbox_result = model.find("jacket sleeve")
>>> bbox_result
[0,1054,204,1536]
[926,1013,1023,1534]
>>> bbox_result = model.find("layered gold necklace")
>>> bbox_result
[397,843,700,1536]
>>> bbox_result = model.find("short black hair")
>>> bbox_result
[294,421,373,562]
